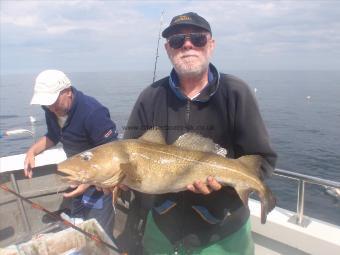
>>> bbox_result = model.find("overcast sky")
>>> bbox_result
[1,0,340,74]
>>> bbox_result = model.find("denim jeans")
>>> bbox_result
[70,188,114,240]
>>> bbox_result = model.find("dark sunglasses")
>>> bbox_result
[168,33,208,49]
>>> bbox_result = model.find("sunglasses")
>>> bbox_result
[167,33,208,49]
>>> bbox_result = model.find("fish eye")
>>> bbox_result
[80,151,93,161]
[83,155,90,161]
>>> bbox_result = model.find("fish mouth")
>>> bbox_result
[57,166,94,186]
[57,167,81,183]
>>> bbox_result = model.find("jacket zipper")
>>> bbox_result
[185,100,191,128]
[60,128,63,143]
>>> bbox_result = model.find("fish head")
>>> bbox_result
[57,142,127,188]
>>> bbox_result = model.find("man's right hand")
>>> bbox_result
[24,151,35,178]
[23,136,55,179]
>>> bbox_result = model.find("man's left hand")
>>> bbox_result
[187,176,222,195]
[63,184,91,198]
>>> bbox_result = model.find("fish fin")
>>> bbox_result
[173,133,227,156]
[237,155,263,176]
[139,128,166,144]
[101,170,126,187]
[234,187,252,208]
[120,163,142,184]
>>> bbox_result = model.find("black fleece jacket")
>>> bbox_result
[124,64,277,246]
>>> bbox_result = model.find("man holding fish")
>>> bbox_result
[122,12,277,254]
[56,12,277,255]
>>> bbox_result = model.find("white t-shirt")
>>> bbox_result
[57,115,68,128]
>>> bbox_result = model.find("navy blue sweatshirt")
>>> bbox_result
[43,87,118,209]
[44,87,117,157]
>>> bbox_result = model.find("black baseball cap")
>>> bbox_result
[162,12,212,38]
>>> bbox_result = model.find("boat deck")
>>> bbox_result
[250,199,340,255]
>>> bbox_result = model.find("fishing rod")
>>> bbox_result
[0,184,127,255]
[152,11,164,83]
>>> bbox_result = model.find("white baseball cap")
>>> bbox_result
[30,70,71,105]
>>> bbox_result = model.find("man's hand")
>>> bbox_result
[187,176,222,195]
[24,136,55,179]
[63,184,91,198]
[24,151,35,178]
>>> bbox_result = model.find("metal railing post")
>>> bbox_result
[10,173,32,236]
[296,180,305,225]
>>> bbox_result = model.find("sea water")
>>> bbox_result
[1,69,339,225]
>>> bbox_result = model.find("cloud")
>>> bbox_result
[1,0,340,73]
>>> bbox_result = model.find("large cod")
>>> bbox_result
[57,129,276,223]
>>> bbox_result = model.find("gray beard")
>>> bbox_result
[173,61,209,78]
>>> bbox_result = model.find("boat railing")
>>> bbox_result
[1,128,36,239]
[2,129,339,232]
[273,168,340,227]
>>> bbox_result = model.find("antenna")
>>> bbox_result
[152,11,165,83]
